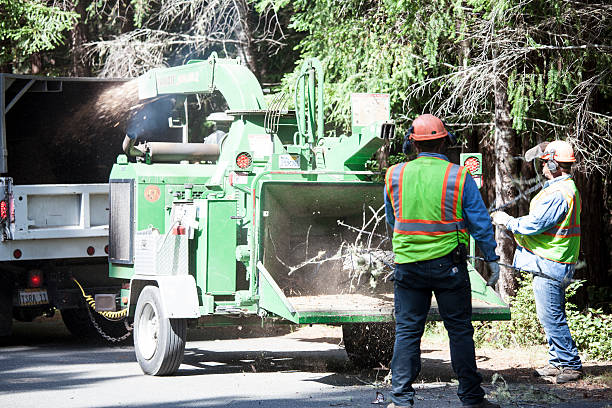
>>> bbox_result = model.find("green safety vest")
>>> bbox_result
[514,178,581,264]
[385,156,469,263]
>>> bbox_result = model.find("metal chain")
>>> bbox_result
[85,305,133,344]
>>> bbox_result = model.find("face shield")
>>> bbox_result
[524,141,550,162]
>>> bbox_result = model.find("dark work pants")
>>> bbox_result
[390,253,485,406]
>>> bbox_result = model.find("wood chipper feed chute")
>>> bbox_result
[257,181,395,324]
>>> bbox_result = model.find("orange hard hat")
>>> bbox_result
[541,140,576,163]
[408,114,448,141]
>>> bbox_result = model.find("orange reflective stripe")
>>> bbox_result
[440,163,452,221]
[398,163,407,219]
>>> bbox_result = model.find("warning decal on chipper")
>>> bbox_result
[144,185,161,202]
[279,154,300,169]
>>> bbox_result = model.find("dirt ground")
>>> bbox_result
[284,325,612,406]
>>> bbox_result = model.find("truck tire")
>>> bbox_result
[134,286,186,376]
[61,304,131,345]
[342,322,395,369]
[0,277,12,336]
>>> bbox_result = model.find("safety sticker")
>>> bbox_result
[279,154,300,169]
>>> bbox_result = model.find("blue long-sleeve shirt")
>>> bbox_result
[505,175,576,281]
[384,152,499,262]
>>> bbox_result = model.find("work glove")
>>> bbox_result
[491,211,511,226]
[486,261,500,287]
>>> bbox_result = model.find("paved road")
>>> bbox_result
[0,319,610,408]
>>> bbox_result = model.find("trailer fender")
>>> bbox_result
[129,275,199,319]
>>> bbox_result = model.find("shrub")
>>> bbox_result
[473,275,612,361]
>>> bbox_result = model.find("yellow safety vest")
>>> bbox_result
[385,156,469,263]
[515,178,581,264]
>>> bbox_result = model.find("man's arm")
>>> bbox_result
[505,192,568,235]
[462,173,499,261]
[384,188,395,229]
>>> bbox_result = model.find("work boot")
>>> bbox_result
[387,402,413,408]
[556,368,583,384]
[534,364,562,377]
[462,399,501,408]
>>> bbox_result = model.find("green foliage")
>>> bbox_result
[474,276,612,361]
[474,275,545,348]
[0,0,78,65]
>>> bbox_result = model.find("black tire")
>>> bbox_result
[0,275,12,336]
[61,304,131,345]
[134,286,186,376]
[342,322,395,369]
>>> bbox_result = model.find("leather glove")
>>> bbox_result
[491,211,511,226]
[486,261,500,287]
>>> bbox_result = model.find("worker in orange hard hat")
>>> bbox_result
[385,114,500,408]
[491,140,582,383]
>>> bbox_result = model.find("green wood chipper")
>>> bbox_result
[108,54,510,376]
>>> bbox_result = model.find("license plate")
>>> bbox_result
[18,289,49,306]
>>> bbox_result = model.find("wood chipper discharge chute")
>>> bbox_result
[107,55,509,376]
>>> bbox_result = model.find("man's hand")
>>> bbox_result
[491,211,511,226]
[486,261,500,287]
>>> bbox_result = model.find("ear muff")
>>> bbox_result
[402,126,414,154]
[545,148,558,172]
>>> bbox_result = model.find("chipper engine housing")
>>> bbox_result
[108,55,509,375]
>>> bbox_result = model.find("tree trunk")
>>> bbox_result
[30,53,42,74]
[493,73,519,300]
[71,0,91,77]
[573,171,610,304]
[234,1,261,78]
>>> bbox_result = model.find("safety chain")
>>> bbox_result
[85,304,133,344]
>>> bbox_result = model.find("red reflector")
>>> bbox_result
[87,246,95,256]
[236,152,252,169]
[13,249,22,259]
[172,225,186,235]
[0,200,7,220]
[104,245,109,254]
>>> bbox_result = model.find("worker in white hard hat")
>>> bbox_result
[491,140,582,383]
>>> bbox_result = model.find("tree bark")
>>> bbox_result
[573,171,609,302]
[493,72,519,300]
[234,1,261,79]
[71,0,91,77]
[30,53,42,74]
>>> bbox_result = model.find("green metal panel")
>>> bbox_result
[138,56,266,111]
[205,199,237,294]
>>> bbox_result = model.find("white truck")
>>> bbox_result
[0,74,136,341]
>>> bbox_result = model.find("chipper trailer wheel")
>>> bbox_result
[134,286,187,376]
[342,322,395,369]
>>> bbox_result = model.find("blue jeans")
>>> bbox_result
[533,273,582,370]
[513,246,582,369]
[390,252,485,406]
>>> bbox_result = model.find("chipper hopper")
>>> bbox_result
[108,55,510,376]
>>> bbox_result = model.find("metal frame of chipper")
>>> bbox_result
[108,55,510,376]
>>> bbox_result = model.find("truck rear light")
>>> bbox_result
[87,246,95,256]
[0,200,7,220]
[236,152,252,169]
[104,245,109,254]
[28,270,43,288]
[13,249,22,259]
